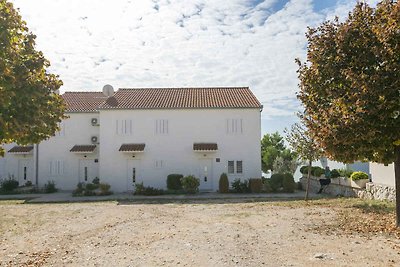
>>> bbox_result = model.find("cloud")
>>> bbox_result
[11,0,363,131]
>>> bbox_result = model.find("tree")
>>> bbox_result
[285,123,323,200]
[261,132,296,173]
[0,0,65,156]
[296,1,400,223]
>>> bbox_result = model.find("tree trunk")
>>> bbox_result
[395,146,400,227]
[305,160,312,201]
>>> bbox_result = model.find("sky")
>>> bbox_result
[11,0,380,135]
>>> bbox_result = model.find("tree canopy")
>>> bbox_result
[297,0,400,223]
[261,132,296,173]
[297,0,399,164]
[0,0,65,155]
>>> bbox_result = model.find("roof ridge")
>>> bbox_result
[118,87,249,90]
[63,91,104,94]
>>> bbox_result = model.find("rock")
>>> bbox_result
[314,253,326,259]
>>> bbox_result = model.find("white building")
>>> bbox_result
[0,86,262,192]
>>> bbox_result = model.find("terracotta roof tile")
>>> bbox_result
[119,143,146,152]
[8,145,34,153]
[100,87,261,109]
[193,143,218,151]
[62,92,109,112]
[70,145,97,153]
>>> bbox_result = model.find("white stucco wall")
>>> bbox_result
[38,113,100,189]
[0,143,34,185]
[370,162,395,187]
[99,108,262,192]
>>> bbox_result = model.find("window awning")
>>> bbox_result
[8,145,34,154]
[193,143,218,152]
[70,145,96,153]
[119,143,145,153]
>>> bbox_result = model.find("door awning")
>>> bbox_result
[193,143,218,152]
[8,145,34,154]
[70,145,96,153]
[119,143,145,153]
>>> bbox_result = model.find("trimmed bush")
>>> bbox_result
[167,174,183,190]
[270,173,284,192]
[350,171,369,181]
[300,165,311,174]
[44,181,57,193]
[249,178,263,193]
[25,181,33,187]
[282,173,296,193]
[331,169,340,178]
[339,168,354,178]
[312,166,325,177]
[181,175,200,194]
[219,173,229,193]
[231,178,250,193]
[85,183,97,191]
[1,177,19,192]
[72,182,85,196]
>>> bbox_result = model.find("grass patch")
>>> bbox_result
[0,200,25,205]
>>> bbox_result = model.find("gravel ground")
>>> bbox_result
[1,199,399,267]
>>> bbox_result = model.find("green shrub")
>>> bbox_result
[44,181,57,193]
[249,178,263,193]
[92,177,100,185]
[231,178,250,193]
[339,168,354,178]
[270,173,284,192]
[282,173,296,193]
[219,173,229,193]
[133,182,164,196]
[25,181,33,187]
[72,182,85,196]
[167,174,183,190]
[181,175,200,194]
[1,177,19,192]
[312,167,325,177]
[331,169,340,178]
[263,179,272,193]
[350,171,369,181]
[85,183,97,191]
[300,165,311,174]
[99,183,112,195]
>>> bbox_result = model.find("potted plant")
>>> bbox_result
[349,171,369,189]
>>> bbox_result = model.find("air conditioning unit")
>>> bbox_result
[91,118,98,126]
[91,136,98,144]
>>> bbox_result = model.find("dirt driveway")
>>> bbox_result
[1,198,399,267]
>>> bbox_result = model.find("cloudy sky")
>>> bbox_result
[12,0,379,135]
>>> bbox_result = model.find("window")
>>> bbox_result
[228,160,243,174]
[132,168,136,183]
[226,119,243,134]
[155,160,164,169]
[155,119,168,134]
[116,119,133,135]
[24,167,27,180]
[236,161,243,174]
[84,167,88,181]
[228,161,234,174]
[49,160,64,175]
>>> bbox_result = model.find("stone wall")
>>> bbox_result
[300,176,396,202]
[358,183,396,202]
[299,176,360,197]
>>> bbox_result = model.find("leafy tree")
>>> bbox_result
[0,0,65,156]
[296,1,400,223]
[261,132,296,173]
[286,123,323,200]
